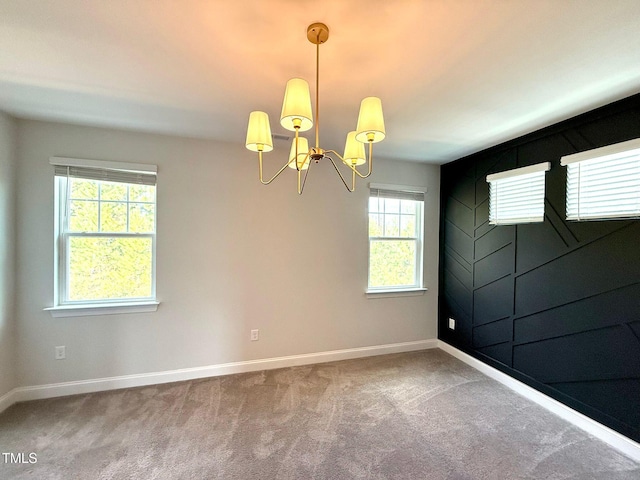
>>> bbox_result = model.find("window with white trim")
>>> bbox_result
[51,157,157,306]
[486,162,550,225]
[368,186,424,291]
[561,138,640,221]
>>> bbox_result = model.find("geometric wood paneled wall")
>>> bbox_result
[439,93,640,443]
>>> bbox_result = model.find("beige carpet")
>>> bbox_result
[1,349,639,479]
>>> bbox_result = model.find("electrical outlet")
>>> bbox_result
[448,318,456,330]
[250,329,259,341]
[55,346,66,360]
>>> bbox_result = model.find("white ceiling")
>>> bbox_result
[1,0,639,164]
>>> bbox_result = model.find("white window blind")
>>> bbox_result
[561,138,640,221]
[369,187,425,202]
[486,162,550,225]
[50,156,157,185]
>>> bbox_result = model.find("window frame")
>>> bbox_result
[366,184,427,295]
[486,162,551,225]
[46,157,159,317]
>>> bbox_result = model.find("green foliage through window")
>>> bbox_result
[59,176,156,303]
[68,179,155,234]
[68,237,153,301]
[369,240,416,287]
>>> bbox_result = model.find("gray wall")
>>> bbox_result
[15,119,440,387]
[0,112,17,398]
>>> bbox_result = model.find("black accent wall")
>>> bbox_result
[439,93,640,443]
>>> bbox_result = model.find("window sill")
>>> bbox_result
[366,288,427,299]
[44,301,160,318]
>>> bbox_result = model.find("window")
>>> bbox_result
[368,185,425,291]
[486,162,550,225]
[50,157,157,311]
[561,138,640,221]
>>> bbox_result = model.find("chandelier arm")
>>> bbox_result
[258,151,296,185]
[326,155,356,192]
[295,128,300,171]
[358,141,374,178]
[297,154,313,195]
[296,151,312,168]
[325,147,374,179]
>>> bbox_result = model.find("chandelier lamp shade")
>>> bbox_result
[245,22,385,194]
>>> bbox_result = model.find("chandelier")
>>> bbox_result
[245,22,386,194]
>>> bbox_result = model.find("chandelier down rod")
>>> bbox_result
[313,24,321,150]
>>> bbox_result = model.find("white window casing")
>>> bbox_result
[486,162,551,225]
[367,183,427,294]
[46,157,158,316]
[561,138,640,221]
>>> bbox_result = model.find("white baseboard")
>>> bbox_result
[0,388,17,414]
[438,340,640,463]
[6,339,437,408]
